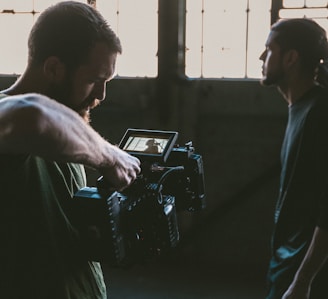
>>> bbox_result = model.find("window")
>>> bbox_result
[0,0,158,77]
[97,0,158,77]
[185,0,328,79]
[1,1,328,78]
[278,0,328,33]
[185,0,272,78]
[0,0,85,75]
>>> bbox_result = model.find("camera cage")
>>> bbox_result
[69,128,205,267]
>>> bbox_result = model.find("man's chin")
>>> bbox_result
[78,109,91,123]
[77,99,100,123]
[260,77,273,87]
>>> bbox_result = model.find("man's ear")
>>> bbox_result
[283,49,299,69]
[43,56,66,82]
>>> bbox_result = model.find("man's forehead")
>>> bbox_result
[82,44,117,73]
[266,30,279,47]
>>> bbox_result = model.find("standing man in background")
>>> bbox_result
[260,18,328,299]
[0,1,140,298]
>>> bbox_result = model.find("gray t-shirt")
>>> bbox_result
[267,86,328,299]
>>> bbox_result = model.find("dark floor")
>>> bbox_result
[103,175,278,299]
[104,262,267,299]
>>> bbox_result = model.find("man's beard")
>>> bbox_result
[260,69,285,87]
[260,57,285,87]
[76,98,101,123]
[46,82,100,123]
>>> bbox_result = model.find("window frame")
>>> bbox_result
[1,0,327,80]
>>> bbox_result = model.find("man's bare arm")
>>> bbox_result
[0,93,140,190]
[282,226,328,299]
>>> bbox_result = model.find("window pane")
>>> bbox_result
[0,0,158,77]
[0,14,33,74]
[306,0,327,7]
[97,0,158,77]
[279,8,328,19]
[0,0,32,11]
[204,0,247,78]
[186,0,271,78]
[283,0,304,8]
[247,0,271,78]
[284,0,328,8]
[34,0,85,11]
[185,1,203,77]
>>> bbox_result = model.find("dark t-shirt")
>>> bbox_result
[267,86,328,299]
[0,96,106,299]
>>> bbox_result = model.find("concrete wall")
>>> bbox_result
[89,78,287,212]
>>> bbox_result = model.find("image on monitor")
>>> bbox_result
[119,129,178,162]
[123,136,169,154]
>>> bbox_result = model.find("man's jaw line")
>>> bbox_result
[77,98,101,122]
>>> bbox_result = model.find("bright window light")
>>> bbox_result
[185,0,271,78]
[280,0,328,35]
[284,0,328,7]
[306,0,328,6]
[1,1,327,79]
[34,0,85,11]
[0,14,33,74]
[0,0,158,77]
[283,0,305,8]
[279,8,328,19]
[97,0,158,77]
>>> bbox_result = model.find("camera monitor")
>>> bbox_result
[119,129,178,163]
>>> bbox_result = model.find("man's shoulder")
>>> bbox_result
[303,88,328,129]
[306,86,328,110]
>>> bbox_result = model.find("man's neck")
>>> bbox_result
[1,67,47,96]
[278,77,316,106]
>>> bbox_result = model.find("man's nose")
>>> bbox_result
[259,50,266,61]
[94,82,107,101]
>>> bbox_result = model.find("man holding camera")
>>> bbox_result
[0,2,140,299]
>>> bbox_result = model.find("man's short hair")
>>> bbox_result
[28,1,122,69]
[271,18,328,74]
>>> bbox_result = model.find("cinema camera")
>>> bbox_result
[69,129,205,267]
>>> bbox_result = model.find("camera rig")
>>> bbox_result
[68,129,205,267]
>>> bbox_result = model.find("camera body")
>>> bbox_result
[69,129,205,267]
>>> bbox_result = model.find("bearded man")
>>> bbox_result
[0,2,140,299]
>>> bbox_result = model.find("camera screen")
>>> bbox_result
[123,136,169,154]
[119,129,178,162]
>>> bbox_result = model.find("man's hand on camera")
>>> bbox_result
[100,145,141,192]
